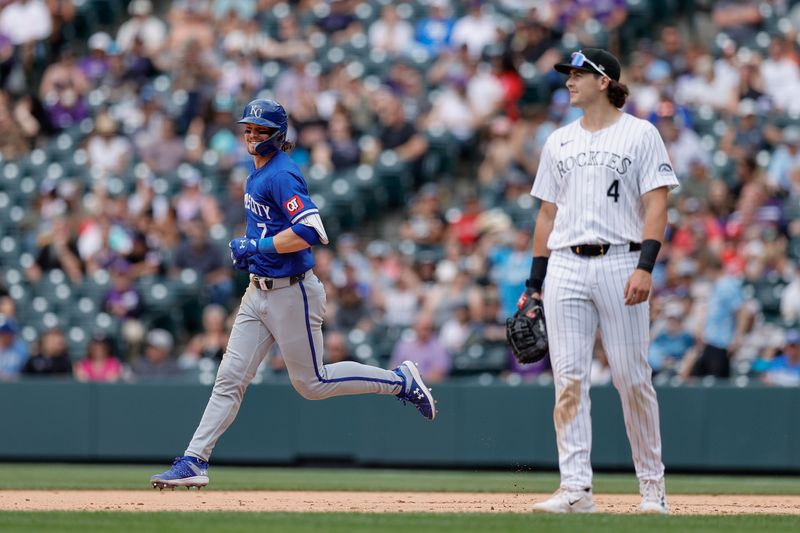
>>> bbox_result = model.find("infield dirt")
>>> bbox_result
[1,491,799,515]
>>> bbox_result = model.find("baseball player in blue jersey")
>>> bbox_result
[151,98,436,490]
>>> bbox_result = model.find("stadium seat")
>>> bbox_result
[451,340,509,376]
[422,128,458,181]
[338,165,389,218]
[373,151,412,207]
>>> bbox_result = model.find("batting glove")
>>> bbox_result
[229,237,258,262]
[232,256,251,272]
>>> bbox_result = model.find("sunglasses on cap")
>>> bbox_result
[569,51,611,80]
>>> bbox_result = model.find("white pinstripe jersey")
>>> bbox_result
[530,113,679,250]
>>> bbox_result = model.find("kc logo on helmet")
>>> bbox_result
[285,195,304,214]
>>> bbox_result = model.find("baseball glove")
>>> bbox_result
[506,295,548,364]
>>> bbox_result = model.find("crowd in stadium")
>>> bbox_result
[1,0,800,387]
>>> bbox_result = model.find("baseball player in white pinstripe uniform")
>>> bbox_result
[520,49,678,514]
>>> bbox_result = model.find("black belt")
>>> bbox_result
[570,243,641,257]
[251,272,306,291]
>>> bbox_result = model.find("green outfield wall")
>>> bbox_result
[1,381,798,472]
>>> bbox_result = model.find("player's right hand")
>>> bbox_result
[229,236,258,262]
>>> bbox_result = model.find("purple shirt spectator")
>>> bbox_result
[389,314,451,383]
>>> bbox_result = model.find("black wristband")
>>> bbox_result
[636,239,662,273]
[526,256,549,292]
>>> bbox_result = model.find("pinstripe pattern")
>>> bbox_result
[531,112,675,490]
[531,114,678,249]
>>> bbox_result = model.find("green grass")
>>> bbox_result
[0,512,798,533]
[0,463,799,495]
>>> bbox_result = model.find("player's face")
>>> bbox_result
[565,69,606,108]
[242,124,275,155]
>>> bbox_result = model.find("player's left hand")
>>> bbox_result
[229,236,258,262]
[624,269,652,306]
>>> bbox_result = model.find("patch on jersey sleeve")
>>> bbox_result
[285,195,304,214]
[658,163,674,174]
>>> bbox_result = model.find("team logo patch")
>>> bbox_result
[285,195,304,214]
[658,163,673,174]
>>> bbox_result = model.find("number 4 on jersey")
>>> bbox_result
[607,179,620,202]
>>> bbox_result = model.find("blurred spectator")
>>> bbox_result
[648,303,696,376]
[138,117,188,175]
[0,90,30,158]
[367,92,428,179]
[451,1,499,59]
[369,5,413,57]
[222,16,269,58]
[212,0,257,22]
[179,303,229,368]
[712,0,763,43]
[425,74,478,143]
[0,315,28,380]
[77,211,129,275]
[325,329,353,364]
[506,16,560,71]
[73,334,123,383]
[465,57,505,124]
[424,262,483,325]
[38,44,89,129]
[760,37,800,112]
[781,264,800,326]
[448,193,483,249]
[490,226,532,319]
[767,127,800,193]
[719,99,766,163]
[316,0,356,38]
[217,45,262,99]
[389,313,450,383]
[0,30,14,89]
[171,220,232,306]
[332,280,372,332]
[414,0,455,55]
[686,257,747,379]
[438,301,472,354]
[654,102,708,180]
[86,112,131,178]
[274,52,319,117]
[125,229,165,279]
[310,110,360,172]
[760,329,800,386]
[79,32,112,84]
[103,258,145,357]
[22,327,71,376]
[0,0,52,47]
[373,263,421,329]
[130,328,182,379]
[220,166,247,232]
[172,168,223,230]
[26,216,83,285]
[674,53,731,112]
[116,0,167,55]
[265,14,313,62]
[491,51,524,121]
[166,1,215,54]
[399,184,447,252]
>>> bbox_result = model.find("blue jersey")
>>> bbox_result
[244,151,319,278]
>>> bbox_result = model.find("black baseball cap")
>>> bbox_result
[554,48,621,81]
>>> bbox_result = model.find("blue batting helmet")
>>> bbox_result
[237,98,288,156]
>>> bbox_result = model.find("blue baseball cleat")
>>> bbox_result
[394,360,437,421]
[150,456,209,490]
